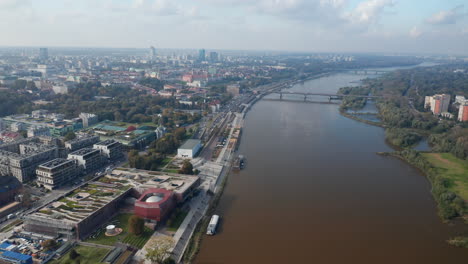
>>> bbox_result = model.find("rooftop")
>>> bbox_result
[109,168,199,195]
[179,139,201,150]
[38,158,73,169]
[94,139,118,146]
[27,177,131,224]
[69,148,100,156]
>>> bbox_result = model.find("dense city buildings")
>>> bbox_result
[0,138,59,182]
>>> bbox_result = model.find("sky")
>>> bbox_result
[1,0,468,54]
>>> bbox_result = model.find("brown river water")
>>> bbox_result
[194,70,468,264]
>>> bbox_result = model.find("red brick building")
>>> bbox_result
[134,188,176,222]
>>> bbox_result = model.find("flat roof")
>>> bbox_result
[27,177,131,224]
[94,139,118,146]
[110,168,199,195]
[69,148,100,156]
[38,158,73,169]
[179,139,201,150]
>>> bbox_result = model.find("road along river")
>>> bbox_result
[195,70,468,264]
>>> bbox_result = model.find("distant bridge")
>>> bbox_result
[349,70,390,75]
[273,91,382,102]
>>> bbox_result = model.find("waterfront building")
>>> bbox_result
[110,168,201,202]
[134,188,176,222]
[458,101,468,122]
[79,113,99,128]
[425,94,450,115]
[36,159,80,190]
[93,139,123,161]
[177,139,202,159]
[68,148,104,174]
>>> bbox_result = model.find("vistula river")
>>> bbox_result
[195,67,468,264]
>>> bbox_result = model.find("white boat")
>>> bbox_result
[206,215,220,235]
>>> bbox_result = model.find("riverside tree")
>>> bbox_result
[145,236,174,264]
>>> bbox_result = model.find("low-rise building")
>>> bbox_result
[24,179,132,240]
[27,126,50,138]
[79,113,99,128]
[65,134,100,152]
[177,139,202,159]
[36,159,80,190]
[134,188,176,222]
[68,148,104,174]
[93,140,123,161]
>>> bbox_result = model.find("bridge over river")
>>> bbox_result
[272,91,383,102]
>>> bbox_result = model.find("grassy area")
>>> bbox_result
[159,157,173,169]
[0,219,22,232]
[49,245,109,264]
[423,153,468,201]
[85,213,154,249]
[167,210,189,232]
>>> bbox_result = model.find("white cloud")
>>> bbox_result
[426,5,466,25]
[347,0,395,24]
[0,0,29,9]
[409,26,422,38]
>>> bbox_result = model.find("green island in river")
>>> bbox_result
[340,64,468,248]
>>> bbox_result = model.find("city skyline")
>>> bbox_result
[1,0,468,54]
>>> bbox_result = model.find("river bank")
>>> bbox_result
[339,92,468,248]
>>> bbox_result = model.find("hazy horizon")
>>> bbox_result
[1,0,468,55]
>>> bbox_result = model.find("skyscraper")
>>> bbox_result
[198,49,206,62]
[149,46,156,59]
[39,48,48,60]
[209,51,218,62]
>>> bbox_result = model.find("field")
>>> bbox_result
[423,153,468,200]
[85,213,154,249]
[49,245,109,264]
